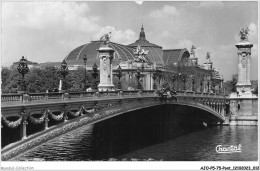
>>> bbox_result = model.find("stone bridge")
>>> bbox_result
[1,90,227,161]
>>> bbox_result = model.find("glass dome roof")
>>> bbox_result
[64,41,148,67]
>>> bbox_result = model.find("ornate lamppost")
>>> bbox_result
[191,75,195,91]
[60,59,68,91]
[152,71,158,90]
[182,74,186,90]
[51,67,56,92]
[212,82,215,93]
[17,56,29,92]
[83,54,88,90]
[136,68,142,90]
[200,79,203,93]
[35,79,40,92]
[92,63,98,90]
[116,65,123,90]
[207,81,210,93]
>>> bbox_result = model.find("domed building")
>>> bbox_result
[40,25,223,92]
[64,41,137,70]
[62,25,192,70]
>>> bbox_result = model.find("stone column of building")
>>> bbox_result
[97,44,115,91]
[235,41,253,96]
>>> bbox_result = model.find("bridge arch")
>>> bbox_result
[1,93,226,161]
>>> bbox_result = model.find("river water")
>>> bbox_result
[15,125,257,161]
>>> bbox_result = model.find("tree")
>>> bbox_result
[223,74,238,95]
[230,74,238,92]
[1,67,12,88]
[2,69,21,93]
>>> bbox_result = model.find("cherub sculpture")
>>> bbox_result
[100,32,112,45]
[133,45,149,62]
[239,27,250,41]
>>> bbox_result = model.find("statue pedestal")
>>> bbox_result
[235,41,253,97]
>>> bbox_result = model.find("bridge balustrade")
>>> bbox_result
[1,94,22,102]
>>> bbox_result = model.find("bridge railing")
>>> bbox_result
[1,90,157,104]
[1,90,225,105]
[1,93,22,103]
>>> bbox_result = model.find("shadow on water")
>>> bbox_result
[91,104,212,160]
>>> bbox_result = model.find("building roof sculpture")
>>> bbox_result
[205,52,212,63]
[133,45,149,63]
[127,25,164,66]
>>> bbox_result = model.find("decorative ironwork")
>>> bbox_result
[2,115,23,128]
[29,111,46,125]
[46,109,65,121]
[17,56,29,91]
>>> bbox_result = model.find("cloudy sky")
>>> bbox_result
[1,1,258,80]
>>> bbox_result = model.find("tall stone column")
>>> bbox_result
[97,44,115,91]
[235,41,253,96]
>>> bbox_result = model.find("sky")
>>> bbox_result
[1,1,258,80]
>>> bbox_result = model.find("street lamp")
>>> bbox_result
[136,68,142,90]
[207,81,210,93]
[17,56,29,92]
[191,75,195,91]
[182,74,186,90]
[116,65,122,90]
[200,79,203,93]
[35,79,40,92]
[172,74,176,89]
[60,59,68,91]
[83,54,88,90]
[92,63,98,90]
[152,71,158,90]
[51,67,56,92]
[212,82,215,93]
